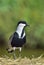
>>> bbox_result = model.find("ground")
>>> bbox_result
[0,55,44,65]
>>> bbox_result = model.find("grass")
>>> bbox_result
[0,47,44,58]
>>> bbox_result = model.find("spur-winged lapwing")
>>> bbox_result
[7,21,29,57]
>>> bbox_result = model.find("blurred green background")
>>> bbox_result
[0,0,44,49]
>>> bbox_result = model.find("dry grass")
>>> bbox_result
[0,55,44,65]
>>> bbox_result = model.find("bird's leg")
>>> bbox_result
[13,47,17,59]
[19,47,22,57]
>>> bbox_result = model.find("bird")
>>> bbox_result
[7,21,29,57]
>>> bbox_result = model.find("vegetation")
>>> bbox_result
[0,0,44,49]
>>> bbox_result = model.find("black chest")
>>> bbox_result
[11,32,26,47]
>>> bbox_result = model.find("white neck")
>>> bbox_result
[16,24,25,38]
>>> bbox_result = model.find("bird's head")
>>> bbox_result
[17,21,29,28]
